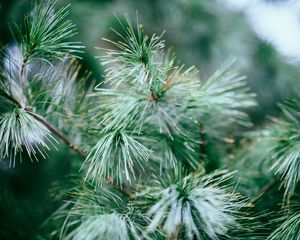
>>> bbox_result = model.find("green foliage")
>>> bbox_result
[100,16,165,88]
[53,169,253,240]
[25,58,93,133]
[266,101,300,200]
[55,182,151,240]
[4,1,299,239]
[90,88,149,133]
[195,61,256,127]
[10,0,83,64]
[52,15,262,240]
[0,0,87,165]
[221,129,276,197]
[0,107,56,166]
[268,203,300,240]
[83,130,150,186]
[85,17,256,188]
[135,168,249,240]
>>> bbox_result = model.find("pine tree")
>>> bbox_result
[1,1,300,239]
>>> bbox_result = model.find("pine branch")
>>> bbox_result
[1,93,132,197]
[1,83,86,158]
[10,0,84,63]
[0,6,264,238]
[0,1,86,165]
[54,182,147,240]
[135,168,252,240]
[27,109,133,198]
[88,16,257,187]
[82,128,150,187]
[0,107,57,166]
[1,95,132,197]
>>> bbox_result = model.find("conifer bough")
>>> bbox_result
[2,1,300,240]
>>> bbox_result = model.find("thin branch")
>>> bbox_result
[26,110,86,158]
[1,91,21,106]
[1,90,86,157]
[256,179,278,198]
[198,121,207,164]
[19,62,26,107]
[2,90,132,197]
[107,176,132,199]
[28,109,134,198]
[26,106,132,197]
[27,109,133,198]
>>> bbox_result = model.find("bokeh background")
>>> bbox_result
[1,0,300,239]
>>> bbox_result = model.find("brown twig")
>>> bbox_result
[198,121,207,164]
[19,62,26,107]
[1,91,20,106]
[2,90,86,158]
[3,75,133,198]
[26,111,87,158]
[256,179,278,198]
[26,109,133,197]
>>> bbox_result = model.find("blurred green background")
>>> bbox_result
[0,0,299,239]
